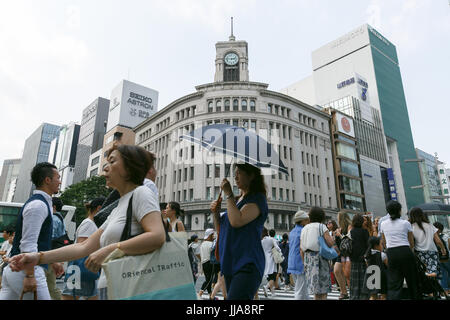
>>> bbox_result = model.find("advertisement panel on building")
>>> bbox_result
[437,163,450,204]
[336,112,355,138]
[106,80,159,132]
[387,168,398,201]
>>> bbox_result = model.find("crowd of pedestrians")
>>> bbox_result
[1,143,449,300]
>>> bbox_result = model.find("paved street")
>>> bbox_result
[194,275,341,301]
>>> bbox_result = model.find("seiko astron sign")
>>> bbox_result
[106,80,159,132]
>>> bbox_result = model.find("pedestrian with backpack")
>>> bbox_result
[62,197,104,300]
[44,197,68,300]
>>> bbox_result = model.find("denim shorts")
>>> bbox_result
[62,280,98,298]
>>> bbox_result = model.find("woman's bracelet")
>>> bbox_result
[37,251,44,265]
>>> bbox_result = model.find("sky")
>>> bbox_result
[1,0,449,173]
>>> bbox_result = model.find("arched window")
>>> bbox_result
[250,100,256,112]
[241,100,247,111]
[208,101,213,113]
[216,100,222,112]
[233,99,239,111]
[224,99,230,111]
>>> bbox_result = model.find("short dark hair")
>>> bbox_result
[433,222,444,232]
[85,197,105,211]
[52,197,63,212]
[107,145,151,185]
[269,229,276,237]
[309,207,325,223]
[282,233,289,241]
[386,200,402,220]
[160,203,167,210]
[352,213,365,228]
[4,225,15,235]
[31,162,57,187]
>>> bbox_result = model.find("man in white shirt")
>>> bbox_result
[0,162,62,300]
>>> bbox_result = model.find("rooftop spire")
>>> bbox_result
[229,17,235,41]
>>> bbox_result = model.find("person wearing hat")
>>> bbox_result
[61,197,104,300]
[198,228,215,299]
[287,210,310,300]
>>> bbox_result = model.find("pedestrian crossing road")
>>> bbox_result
[199,284,342,300]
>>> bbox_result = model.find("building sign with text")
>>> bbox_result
[387,168,398,201]
[107,80,158,132]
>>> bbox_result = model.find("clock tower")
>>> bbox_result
[214,18,249,82]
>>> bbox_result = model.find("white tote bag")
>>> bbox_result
[102,231,198,300]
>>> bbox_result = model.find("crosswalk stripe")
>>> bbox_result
[201,288,342,300]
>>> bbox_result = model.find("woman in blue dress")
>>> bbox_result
[210,163,268,300]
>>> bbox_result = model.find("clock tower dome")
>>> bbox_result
[214,18,249,82]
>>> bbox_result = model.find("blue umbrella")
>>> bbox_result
[179,124,288,175]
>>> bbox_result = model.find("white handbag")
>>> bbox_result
[101,195,197,300]
[102,231,198,300]
[271,239,284,264]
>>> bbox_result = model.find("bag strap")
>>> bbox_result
[120,194,171,243]
[120,195,134,242]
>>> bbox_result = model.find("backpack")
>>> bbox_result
[339,234,352,257]
[51,213,73,249]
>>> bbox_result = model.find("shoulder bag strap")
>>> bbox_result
[120,195,134,242]
[120,195,170,243]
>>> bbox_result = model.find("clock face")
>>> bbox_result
[224,52,239,66]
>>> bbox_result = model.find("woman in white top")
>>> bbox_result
[164,202,185,232]
[409,207,446,278]
[61,197,104,300]
[379,200,419,300]
[300,207,335,300]
[8,145,165,300]
[261,228,281,297]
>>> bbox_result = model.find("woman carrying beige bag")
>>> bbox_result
[8,145,165,300]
